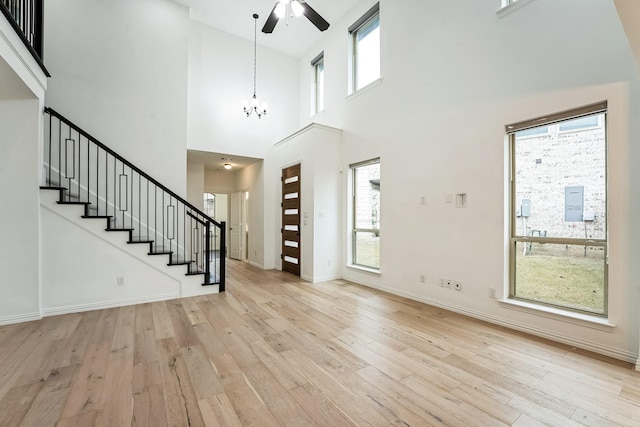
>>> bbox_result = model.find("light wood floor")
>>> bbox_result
[1,260,639,426]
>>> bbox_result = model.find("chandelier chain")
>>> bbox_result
[253,13,257,97]
[243,13,266,118]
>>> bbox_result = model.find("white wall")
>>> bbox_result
[293,0,640,362]
[44,0,190,195]
[187,159,205,209]
[204,169,236,194]
[311,127,343,282]
[40,206,181,313]
[187,22,300,159]
[236,161,268,269]
[0,99,42,323]
[0,2,47,324]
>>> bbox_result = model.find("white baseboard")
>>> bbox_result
[312,274,341,283]
[41,292,180,317]
[249,261,266,270]
[0,312,42,326]
[347,278,638,364]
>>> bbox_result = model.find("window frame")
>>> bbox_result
[507,102,608,316]
[311,51,324,115]
[350,157,381,270]
[497,0,537,17]
[348,3,380,94]
[558,114,601,133]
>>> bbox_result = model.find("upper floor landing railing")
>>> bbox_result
[0,0,49,76]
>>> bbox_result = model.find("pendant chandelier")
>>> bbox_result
[243,14,267,119]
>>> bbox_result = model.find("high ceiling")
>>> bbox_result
[171,0,360,58]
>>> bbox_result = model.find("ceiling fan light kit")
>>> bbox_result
[262,0,330,33]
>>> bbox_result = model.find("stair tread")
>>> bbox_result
[105,227,134,232]
[57,201,89,205]
[129,236,153,241]
[82,215,112,219]
[149,251,173,256]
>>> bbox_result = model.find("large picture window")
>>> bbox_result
[508,102,607,315]
[351,158,380,270]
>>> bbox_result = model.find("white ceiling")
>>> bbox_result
[188,150,262,172]
[171,0,359,58]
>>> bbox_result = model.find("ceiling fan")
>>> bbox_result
[262,0,330,34]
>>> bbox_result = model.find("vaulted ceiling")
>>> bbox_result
[171,0,360,58]
[614,0,640,71]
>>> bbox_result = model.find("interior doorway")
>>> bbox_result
[229,191,250,261]
[203,192,228,257]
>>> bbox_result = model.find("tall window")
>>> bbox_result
[508,102,607,315]
[351,158,380,269]
[311,52,324,115]
[349,3,380,93]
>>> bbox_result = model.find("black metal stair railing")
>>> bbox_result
[42,107,225,291]
[0,0,49,76]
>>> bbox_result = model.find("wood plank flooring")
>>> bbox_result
[0,259,639,426]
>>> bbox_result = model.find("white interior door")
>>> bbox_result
[241,191,249,261]
[230,192,242,260]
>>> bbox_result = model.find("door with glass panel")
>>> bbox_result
[281,164,301,276]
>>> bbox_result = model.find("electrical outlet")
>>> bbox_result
[446,279,453,289]
[489,287,496,299]
[454,281,462,291]
[420,274,426,283]
[117,276,125,286]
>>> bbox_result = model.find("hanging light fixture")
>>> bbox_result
[243,14,267,119]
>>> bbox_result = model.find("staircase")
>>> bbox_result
[40,107,225,292]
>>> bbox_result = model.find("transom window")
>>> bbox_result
[351,158,380,270]
[349,3,380,93]
[508,102,608,315]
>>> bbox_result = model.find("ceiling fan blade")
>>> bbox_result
[261,4,280,34]
[301,2,330,31]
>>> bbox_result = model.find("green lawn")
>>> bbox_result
[515,244,605,314]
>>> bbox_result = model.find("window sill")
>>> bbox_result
[499,298,615,331]
[497,0,536,18]
[310,109,325,119]
[346,77,383,102]
[347,264,381,275]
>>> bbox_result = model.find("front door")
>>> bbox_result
[281,164,301,276]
